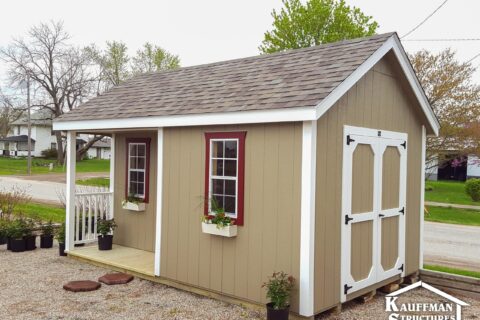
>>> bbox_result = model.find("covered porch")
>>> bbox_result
[63,129,163,277]
[69,244,155,276]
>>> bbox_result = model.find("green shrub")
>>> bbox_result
[41,148,58,159]
[41,220,54,236]
[97,218,117,237]
[465,178,480,201]
[55,222,66,244]
[262,272,295,310]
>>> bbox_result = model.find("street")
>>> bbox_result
[424,221,480,272]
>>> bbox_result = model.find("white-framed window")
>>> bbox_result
[209,138,239,218]
[127,140,149,200]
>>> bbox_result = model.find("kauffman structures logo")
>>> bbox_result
[385,281,469,320]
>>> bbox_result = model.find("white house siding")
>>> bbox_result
[86,147,111,160]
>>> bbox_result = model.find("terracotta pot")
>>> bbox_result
[40,235,54,248]
[98,235,113,251]
[266,303,290,320]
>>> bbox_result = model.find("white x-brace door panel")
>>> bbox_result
[341,125,407,302]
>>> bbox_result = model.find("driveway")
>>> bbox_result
[424,221,480,272]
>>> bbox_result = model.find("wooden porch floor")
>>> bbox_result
[68,244,155,276]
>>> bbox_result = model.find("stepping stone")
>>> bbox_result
[63,280,101,292]
[98,273,134,285]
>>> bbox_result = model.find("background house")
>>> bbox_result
[426,152,480,181]
[0,109,111,159]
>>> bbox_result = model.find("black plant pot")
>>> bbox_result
[7,237,11,250]
[98,235,113,251]
[10,238,26,253]
[0,236,6,245]
[24,235,37,251]
[40,235,54,248]
[266,303,290,320]
[59,242,67,256]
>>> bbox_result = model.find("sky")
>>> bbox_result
[0,0,479,88]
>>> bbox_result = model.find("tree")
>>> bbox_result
[409,49,480,171]
[259,0,378,54]
[0,89,23,138]
[86,41,130,88]
[0,21,97,164]
[132,42,180,74]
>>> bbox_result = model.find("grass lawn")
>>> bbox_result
[425,205,480,226]
[15,202,65,223]
[0,157,109,175]
[424,264,480,279]
[77,177,110,188]
[424,180,480,206]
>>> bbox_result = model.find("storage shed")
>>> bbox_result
[53,32,439,318]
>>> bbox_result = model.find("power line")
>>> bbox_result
[467,52,480,63]
[401,0,449,39]
[402,38,480,42]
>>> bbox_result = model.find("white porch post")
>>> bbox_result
[419,125,426,268]
[109,133,115,219]
[65,131,77,252]
[154,128,164,276]
[299,120,317,317]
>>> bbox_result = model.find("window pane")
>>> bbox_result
[129,182,138,195]
[212,179,224,195]
[211,159,224,176]
[129,156,137,169]
[224,196,236,214]
[137,144,146,157]
[138,171,145,183]
[129,144,137,157]
[213,195,224,211]
[224,160,237,177]
[137,182,145,196]
[225,140,237,158]
[137,157,145,169]
[130,171,138,183]
[225,180,236,196]
[212,141,224,158]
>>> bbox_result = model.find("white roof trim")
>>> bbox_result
[387,281,469,306]
[315,35,439,136]
[53,107,317,131]
[53,35,440,134]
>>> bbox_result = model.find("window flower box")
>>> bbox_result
[122,201,145,212]
[201,222,237,237]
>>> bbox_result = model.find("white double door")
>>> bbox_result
[341,126,407,302]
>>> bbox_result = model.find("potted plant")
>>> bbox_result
[201,198,237,237]
[8,220,27,253]
[262,272,295,320]
[0,219,7,245]
[56,222,66,256]
[40,220,54,248]
[122,194,145,212]
[24,219,37,251]
[97,218,117,250]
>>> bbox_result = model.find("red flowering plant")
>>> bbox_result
[202,197,234,229]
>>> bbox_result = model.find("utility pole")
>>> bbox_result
[26,75,32,175]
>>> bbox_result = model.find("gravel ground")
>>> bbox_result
[1,241,479,320]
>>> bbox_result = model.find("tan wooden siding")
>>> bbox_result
[160,123,302,312]
[314,52,426,313]
[113,131,157,252]
[382,146,401,210]
[351,144,375,214]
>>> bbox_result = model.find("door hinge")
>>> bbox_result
[345,215,354,225]
[379,213,385,218]
[399,207,405,215]
[344,284,353,295]
[398,264,404,272]
[401,141,407,149]
[347,135,355,145]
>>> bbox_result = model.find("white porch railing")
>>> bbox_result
[74,191,113,245]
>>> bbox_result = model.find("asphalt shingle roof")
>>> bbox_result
[56,33,395,122]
